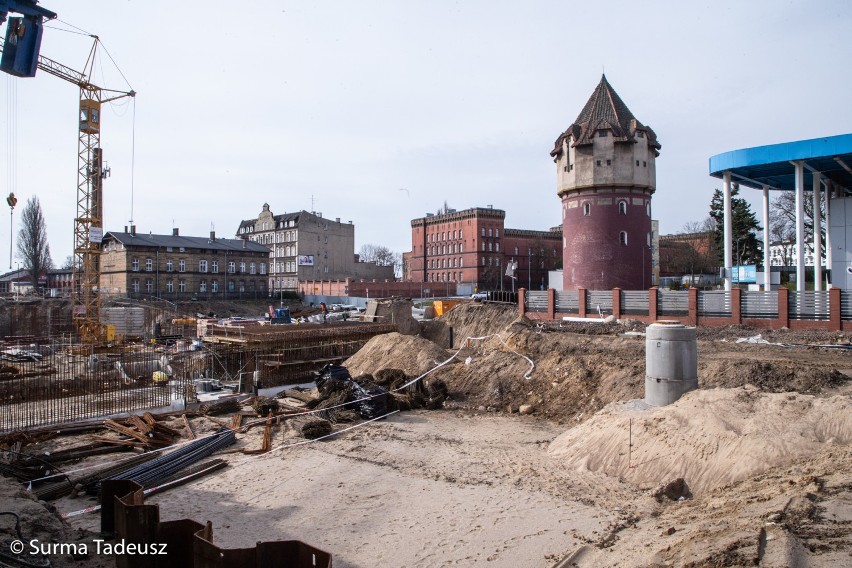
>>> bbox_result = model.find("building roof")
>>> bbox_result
[411,206,505,226]
[708,133,852,192]
[105,232,270,253]
[551,74,661,156]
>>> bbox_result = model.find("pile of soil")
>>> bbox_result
[344,332,452,378]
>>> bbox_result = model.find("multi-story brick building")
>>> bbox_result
[100,227,271,299]
[405,206,560,291]
[237,204,393,292]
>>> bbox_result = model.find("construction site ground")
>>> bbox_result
[2,302,852,567]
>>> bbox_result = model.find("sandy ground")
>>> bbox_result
[2,304,852,567]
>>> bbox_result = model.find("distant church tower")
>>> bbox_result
[551,75,661,291]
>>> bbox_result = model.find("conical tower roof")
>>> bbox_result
[551,75,660,156]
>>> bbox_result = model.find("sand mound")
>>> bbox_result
[548,386,852,495]
[439,303,522,347]
[344,332,452,378]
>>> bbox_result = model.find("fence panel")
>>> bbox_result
[555,290,579,314]
[657,290,688,316]
[843,291,852,321]
[789,291,830,320]
[621,291,649,316]
[525,291,548,313]
[586,291,613,316]
[741,291,778,319]
[698,291,731,317]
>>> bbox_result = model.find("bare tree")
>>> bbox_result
[358,244,396,266]
[769,191,825,266]
[16,196,53,289]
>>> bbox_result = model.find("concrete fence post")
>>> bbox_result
[578,288,587,319]
[778,287,790,329]
[547,288,556,321]
[518,288,527,318]
[612,288,621,320]
[649,287,658,321]
[830,287,841,331]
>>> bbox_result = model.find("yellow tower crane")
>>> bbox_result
[1,35,135,342]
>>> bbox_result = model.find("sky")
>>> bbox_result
[1,0,850,268]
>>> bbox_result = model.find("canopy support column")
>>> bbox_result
[813,173,822,291]
[723,171,733,292]
[762,185,771,291]
[793,161,805,291]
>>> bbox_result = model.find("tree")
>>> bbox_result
[358,244,397,267]
[708,185,762,266]
[769,190,825,266]
[666,218,718,281]
[16,196,53,289]
[60,255,75,270]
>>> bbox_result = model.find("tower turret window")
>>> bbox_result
[583,202,591,216]
[619,231,628,246]
[618,201,627,215]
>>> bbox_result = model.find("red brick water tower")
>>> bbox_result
[551,75,661,291]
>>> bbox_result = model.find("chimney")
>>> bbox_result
[242,239,247,249]
[335,218,340,223]
[210,230,216,241]
[172,228,179,236]
[130,225,136,236]
[124,225,128,233]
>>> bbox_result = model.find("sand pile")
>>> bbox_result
[548,386,852,495]
[438,302,523,347]
[343,332,452,378]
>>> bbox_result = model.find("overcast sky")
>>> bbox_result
[1,0,850,267]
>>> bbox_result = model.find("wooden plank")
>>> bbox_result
[181,414,196,440]
[104,420,150,444]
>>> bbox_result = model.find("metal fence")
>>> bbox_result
[742,291,778,319]
[698,291,732,318]
[657,290,688,316]
[844,291,852,320]
[789,291,830,320]
[586,291,613,316]
[555,290,579,314]
[621,290,649,316]
[525,291,548,313]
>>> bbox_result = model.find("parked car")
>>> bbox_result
[471,292,488,301]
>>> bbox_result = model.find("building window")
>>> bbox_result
[496,243,500,252]
[481,228,485,237]
[583,202,591,216]
[260,263,266,275]
[637,131,644,138]
[481,256,485,266]
[646,202,651,216]
[606,159,611,166]
[488,242,493,251]
[598,130,608,137]
[239,281,245,292]
[495,229,499,238]
[165,259,173,272]
[596,160,601,166]
[643,161,647,167]
[145,279,153,292]
[131,258,139,271]
[199,260,208,273]
[636,160,640,166]
[488,228,492,237]
[618,201,627,215]
[145,258,153,272]
[199,280,207,293]
[179,280,186,292]
[178,259,186,272]
[166,280,173,293]
[212,280,219,292]
[212,260,219,273]
[460,243,464,253]
[228,261,235,273]
[481,243,486,251]
[514,246,519,255]
[620,231,628,246]
[250,262,256,274]
[459,257,463,268]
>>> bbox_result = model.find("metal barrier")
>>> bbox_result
[843,290,852,321]
[658,290,688,316]
[555,290,579,314]
[789,291,830,320]
[621,290,649,316]
[697,291,731,317]
[586,291,612,315]
[525,291,548,312]
[741,291,778,319]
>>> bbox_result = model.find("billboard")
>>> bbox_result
[732,265,757,283]
[298,255,314,266]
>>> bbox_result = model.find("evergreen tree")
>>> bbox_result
[708,185,762,267]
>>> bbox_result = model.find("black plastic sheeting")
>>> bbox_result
[315,364,388,419]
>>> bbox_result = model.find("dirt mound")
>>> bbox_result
[343,332,452,378]
[438,303,523,347]
[548,386,852,495]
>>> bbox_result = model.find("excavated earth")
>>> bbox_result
[1,302,851,567]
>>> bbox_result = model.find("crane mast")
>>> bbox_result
[0,35,134,342]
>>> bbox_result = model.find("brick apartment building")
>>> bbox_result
[405,206,560,291]
[101,227,271,299]
[237,204,394,292]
